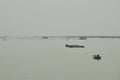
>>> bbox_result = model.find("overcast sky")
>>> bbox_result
[0,0,120,36]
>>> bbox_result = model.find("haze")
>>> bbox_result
[0,0,120,80]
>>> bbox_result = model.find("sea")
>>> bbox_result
[0,39,120,80]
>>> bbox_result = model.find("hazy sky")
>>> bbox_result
[0,0,120,36]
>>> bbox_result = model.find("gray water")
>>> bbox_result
[0,39,120,80]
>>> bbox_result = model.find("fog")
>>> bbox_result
[0,0,120,80]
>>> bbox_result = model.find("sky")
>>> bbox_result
[0,0,120,80]
[0,0,120,36]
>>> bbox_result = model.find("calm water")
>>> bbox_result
[0,39,120,80]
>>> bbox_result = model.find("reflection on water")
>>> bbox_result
[0,39,120,80]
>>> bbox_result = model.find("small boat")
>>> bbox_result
[93,54,101,60]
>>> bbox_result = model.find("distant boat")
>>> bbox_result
[93,54,101,60]
[65,44,85,48]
